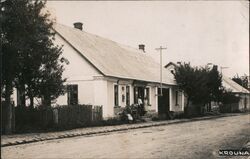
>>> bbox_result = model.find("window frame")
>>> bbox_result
[114,84,119,107]
[175,90,179,106]
[145,87,150,105]
[126,85,130,106]
[67,84,78,105]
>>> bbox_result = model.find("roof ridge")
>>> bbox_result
[53,23,175,85]
[222,75,249,93]
[54,23,155,59]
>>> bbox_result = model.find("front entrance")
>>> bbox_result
[158,88,170,115]
[134,87,145,104]
[134,86,148,116]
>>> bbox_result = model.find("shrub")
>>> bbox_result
[222,92,240,104]
[118,104,142,122]
[103,117,124,125]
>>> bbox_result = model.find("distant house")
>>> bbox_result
[222,75,250,111]
[13,22,185,118]
[165,62,250,112]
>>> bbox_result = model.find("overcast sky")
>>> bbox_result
[46,1,249,77]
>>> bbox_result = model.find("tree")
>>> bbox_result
[1,0,26,134]
[173,62,222,115]
[37,47,67,108]
[1,0,66,133]
[232,74,248,90]
[207,65,223,103]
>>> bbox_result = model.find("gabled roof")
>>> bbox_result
[222,75,249,94]
[54,23,175,85]
[164,62,249,94]
[165,62,177,68]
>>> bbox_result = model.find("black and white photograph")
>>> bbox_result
[1,0,249,158]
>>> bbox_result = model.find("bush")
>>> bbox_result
[102,117,125,126]
[173,112,186,119]
[219,103,240,113]
[222,92,240,104]
[152,116,160,121]
[118,104,141,122]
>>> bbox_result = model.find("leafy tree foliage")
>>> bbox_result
[173,62,222,114]
[1,0,67,133]
[232,74,248,90]
[221,90,240,104]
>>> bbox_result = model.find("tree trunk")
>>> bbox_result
[20,84,26,107]
[4,83,13,134]
[29,96,34,109]
[42,94,51,109]
[17,84,26,107]
[184,97,190,117]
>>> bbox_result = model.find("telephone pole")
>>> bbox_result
[155,46,167,96]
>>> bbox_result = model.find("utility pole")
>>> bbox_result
[155,46,167,96]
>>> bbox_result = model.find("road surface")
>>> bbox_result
[2,114,249,159]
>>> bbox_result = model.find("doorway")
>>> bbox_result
[158,88,170,115]
[134,86,145,104]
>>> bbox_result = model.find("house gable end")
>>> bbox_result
[54,32,104,81]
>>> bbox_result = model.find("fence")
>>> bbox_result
[1,101,15,133]
[219,103,239,113]
[14,104,103,132]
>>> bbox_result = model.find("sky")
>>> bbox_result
[46,1,249,77]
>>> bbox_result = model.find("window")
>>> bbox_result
[67,85,78,105]
[114,85,119,106]
[175,91,178,106]
[126,86,130,106]
[145,87,150,105]
[134,87,138,104]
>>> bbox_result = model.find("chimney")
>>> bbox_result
[73,22,83,30]
[138,44,145,52]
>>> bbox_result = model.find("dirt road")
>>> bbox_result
[2,114,249,159]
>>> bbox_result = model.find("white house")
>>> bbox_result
[164,62,250,112]
[13,22,185,118]
[222,75,250,111]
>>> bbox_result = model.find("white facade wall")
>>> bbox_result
[55,33,101,103]
[238,94,250,111]
[93,78,109,117]
[155,87,158,112]
[53,34,104,106]
[11,33,103,106]
[146,86,157,112]
[54,34,102,80]
[107,80,115,117]
[118,84,126,108]
[106,79,159,117]
[55,80,95,106]
[166,86,184,112]
[170,87,184,112]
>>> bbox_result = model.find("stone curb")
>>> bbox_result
[1,113,244,147]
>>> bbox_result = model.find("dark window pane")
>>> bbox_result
[126,86,130,106]
[175,91,178,105]
[67,85,78,105]
[114,85,119,106]
[145,88,150,105]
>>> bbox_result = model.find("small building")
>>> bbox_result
[222,75,250,111]
[13,23,185,119]
[164,62,250,113]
